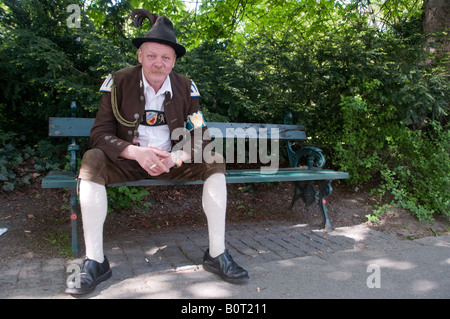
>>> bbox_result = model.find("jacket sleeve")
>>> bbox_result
[187,97,210,162]
[171,79,213,162]
[90,91,134,163]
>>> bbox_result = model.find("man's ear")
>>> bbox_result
[138,49,142,64]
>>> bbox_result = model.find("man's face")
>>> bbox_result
[138,42,176,90]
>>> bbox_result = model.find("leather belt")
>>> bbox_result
[140,110,167,126]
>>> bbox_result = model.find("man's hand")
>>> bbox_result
[120,144,171,176]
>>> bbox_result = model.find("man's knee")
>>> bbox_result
[83,148,106,162]
[203,152,226,180]
[79,149,107,185]
[203,152,225,166]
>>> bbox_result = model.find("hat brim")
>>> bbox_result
[132,38,186,58]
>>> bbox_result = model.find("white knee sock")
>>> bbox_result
[79,179,107,263]
[202,173,227,258]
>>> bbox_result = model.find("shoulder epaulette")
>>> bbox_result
[190,81,200,97]
[99,74,113,92]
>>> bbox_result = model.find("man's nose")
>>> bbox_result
[153,57,164,67]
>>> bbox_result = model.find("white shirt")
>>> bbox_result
[133,70,172,151]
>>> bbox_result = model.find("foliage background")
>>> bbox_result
[0,0,448,220]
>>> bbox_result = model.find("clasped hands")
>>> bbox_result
[121,144,186,176]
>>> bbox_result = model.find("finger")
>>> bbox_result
[148,145,170,158]
[156,158,169,172]
[149,158,169,173]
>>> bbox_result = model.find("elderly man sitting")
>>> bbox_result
[65,9,249,295]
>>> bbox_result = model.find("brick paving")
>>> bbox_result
[0,220,395,298]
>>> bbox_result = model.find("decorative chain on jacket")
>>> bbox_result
[111,78,139,131]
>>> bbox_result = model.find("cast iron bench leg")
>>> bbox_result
[318,181,333,229]
[289,181,316,210]
[289,180,334,229]
[70,187,79,255]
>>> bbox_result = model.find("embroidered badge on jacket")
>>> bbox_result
[186,111,206,131]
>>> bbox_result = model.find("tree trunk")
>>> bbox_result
[422,0,450,69]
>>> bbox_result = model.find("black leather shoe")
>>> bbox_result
[65,256,112,295]
[203,249,249,284]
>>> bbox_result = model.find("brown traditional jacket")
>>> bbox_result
[90,65,208,163]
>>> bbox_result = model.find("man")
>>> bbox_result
[65,10,249,295]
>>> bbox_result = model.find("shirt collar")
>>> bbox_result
[141,69,172,98]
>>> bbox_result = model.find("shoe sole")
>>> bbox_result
[203,263,249,284]
[65,269,112,295]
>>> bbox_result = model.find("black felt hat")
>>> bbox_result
[131,9,186,58]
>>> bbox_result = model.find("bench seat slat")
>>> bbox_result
[42,168,349,189]
[225,168,349,182]
[41,171,78,188]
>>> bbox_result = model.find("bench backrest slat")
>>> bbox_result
[49,117,306,140]
[49,117,95,137]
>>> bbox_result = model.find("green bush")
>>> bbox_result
[384,121,449,220]
[0,132,62,192]
[106,186,152,213]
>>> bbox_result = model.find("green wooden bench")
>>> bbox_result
[42,102,349,254]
